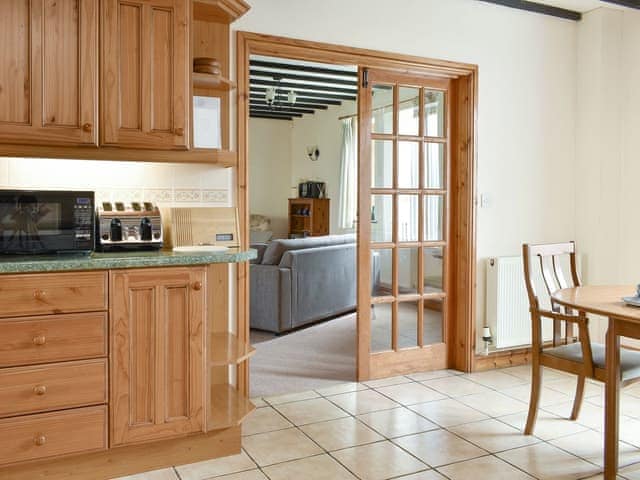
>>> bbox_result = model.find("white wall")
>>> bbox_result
[236,0,579,351]
[575,7,640,343]
[248,118,293,237]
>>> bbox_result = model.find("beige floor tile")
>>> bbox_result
[587,393,640,419]
[315,382,367,396]
[501,384,572,406]
[214,471,268,480]
[406,370,461,382]
[363,375,413,388]
[176,451,256,480]
[496,443,601,480]
[465,370,529,389]
[393,471,446,479]
[550,430,640,467]
[242,406,292,436]
[332,441,427,480]
[250,398,268,408]
[241,428,322,467]
[327,389,400,415]
[299,416,383,451]
[449,418,540,452]
[458,390,529,417]
[262,453,357,480]
[499,365,568,382]
[438,455,535,480]
[543,401,605,430]
[394,429,486,467]
[498,410,589,440]
[113,468,178,480]
[620,462,640,479]
[578,475,625,480]
[375,382,446,405]
[620,416,640,447]
[357,406,439,438]
[263,390,320,405]
[409,398,489,427]
[545,377,603,398]
[274,397,348,426]
[422,375,493,397]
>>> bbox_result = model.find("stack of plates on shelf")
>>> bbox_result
[194,57,221,75]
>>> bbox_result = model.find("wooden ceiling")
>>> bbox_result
[249,58,357,121]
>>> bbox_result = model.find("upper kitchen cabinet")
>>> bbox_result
[0,0,98,146]
[101,0,190,150]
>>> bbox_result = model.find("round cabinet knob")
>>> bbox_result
[33,289,46,300]
[32,335,46,346]
[174,127,184,136]
[34,435,46,446]
[82,123,93,132]
[33,385,47,396]
[192,281,202,291]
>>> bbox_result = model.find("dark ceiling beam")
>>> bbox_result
[250,113,293,121]
[250,108,303,117]
[476,0,581,21]
[250,86,355,102]
[602,0,640,9]
[250,92,342,105]
[250,99,328,110]
[251,78,356,95]
[250,59,358,78]
[250,105,315,114]
[250,69,357,87]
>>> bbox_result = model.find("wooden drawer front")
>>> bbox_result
[0,359,107,418]
[0,312,107,367]
[0,271,107,318]
[0,405,106,466]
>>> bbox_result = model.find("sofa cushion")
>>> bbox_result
[261,234,356,265]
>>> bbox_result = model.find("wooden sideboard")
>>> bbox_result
[288,198,330,237]
[0,263,255,480]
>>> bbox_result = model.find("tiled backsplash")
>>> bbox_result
[0,157,232,207]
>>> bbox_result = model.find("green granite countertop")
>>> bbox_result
[0,248,257,274]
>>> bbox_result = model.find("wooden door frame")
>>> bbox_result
[235,31,478,390]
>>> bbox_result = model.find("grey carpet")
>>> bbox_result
[250,313,357,398]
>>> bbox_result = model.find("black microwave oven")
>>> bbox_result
[0,190,95,254]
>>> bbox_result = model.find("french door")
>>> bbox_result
[357,67,451,380]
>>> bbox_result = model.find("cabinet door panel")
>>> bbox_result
[102,0,189,149]
[0,0,97,145]
[0,0,30,125]
[110,268,204,446]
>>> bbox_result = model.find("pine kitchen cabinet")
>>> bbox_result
[101,0,190,150]
[0,0,98,146]
[0,249,257,480]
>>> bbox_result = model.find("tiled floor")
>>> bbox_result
[114,366,640,480]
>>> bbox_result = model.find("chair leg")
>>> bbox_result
[570,375,586,420]
[525,363,542,435]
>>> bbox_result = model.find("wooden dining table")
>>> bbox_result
[551,285,640,480]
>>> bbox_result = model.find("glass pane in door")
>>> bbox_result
[424,194,444,241]
[423,299,444,345]
[399,86,419,136]
[398,141,419,189]
[398,248,418,294]
[371,194,393,243]
[424,142,445,189]
[372,85,394,134]
[371,302,393,352]
[424,90,445,137]
[372,249,392,297]
[372,140,393,188]
[398,301,419,349]
[398,195,418,242]
[424,246,444,293]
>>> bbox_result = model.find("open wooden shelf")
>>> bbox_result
[193,0,250,23]
[193,72,236,91]
[208,384,255,430]
[210,332,256,366]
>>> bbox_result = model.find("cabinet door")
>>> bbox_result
[102,0,190,149]
[110,267,205,446]
[0,0,98,145]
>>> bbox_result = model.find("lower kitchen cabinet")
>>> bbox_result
[110,267,205,446]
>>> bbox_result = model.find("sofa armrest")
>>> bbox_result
[250,264,280,331]
[250,242,269,264]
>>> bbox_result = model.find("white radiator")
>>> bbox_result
[485,256,554,349]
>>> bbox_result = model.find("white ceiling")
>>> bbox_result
[533,0,630,13]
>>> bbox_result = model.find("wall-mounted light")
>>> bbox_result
[265,87,276,106]
[287,90,297,105]
[306,145,320,161]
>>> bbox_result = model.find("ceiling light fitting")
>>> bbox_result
[264,75,297,110]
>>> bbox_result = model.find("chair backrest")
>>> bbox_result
[522,241,581,346]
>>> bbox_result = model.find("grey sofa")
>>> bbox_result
[250,234,358,334]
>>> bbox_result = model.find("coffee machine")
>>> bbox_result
[96,201,163,251]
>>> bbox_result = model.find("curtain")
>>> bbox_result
[338,117,357,230]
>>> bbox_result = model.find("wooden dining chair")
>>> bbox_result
[522,241,640,435]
